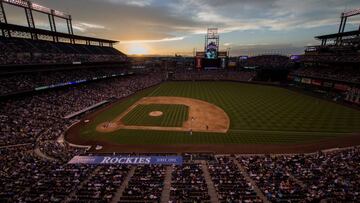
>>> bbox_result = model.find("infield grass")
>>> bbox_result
[79,81,360,145]
[122,104,188,127]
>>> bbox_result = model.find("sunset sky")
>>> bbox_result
[3,0,360,56]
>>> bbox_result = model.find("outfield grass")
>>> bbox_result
[122,104,188,127]
[80,81,360,145]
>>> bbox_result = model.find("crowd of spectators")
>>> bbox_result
[208,156,262,202]
[292,66,360,83]
[301,54,360,64]
[239,55,291,68]
[39,141,87,162]
[173,70,256,81]
[120,165,165,202]
[0,150,96,202]
[2,147,360,202]
[69,165,130,202]
[0,67,129,96]
[0,73,163,150]
[170,163,210,202]
[0,71,164,202]
[0,37,127,66]
[1,51,359,202]
[239,147,360,202]
[240,156,306,202]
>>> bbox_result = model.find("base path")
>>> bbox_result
[97,96,230,133]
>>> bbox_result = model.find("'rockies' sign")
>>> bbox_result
[68,156,183,165]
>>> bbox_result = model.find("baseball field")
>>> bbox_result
[66,81,360,153]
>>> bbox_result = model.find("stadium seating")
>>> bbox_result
[1,35,359,203]
[0,37,127,65]
[170,163,211,202]
[119,165,165,202]
[208,156,262,202]
[2,148,360,202]
[238,55,291,68]
[69,165,130,202]
[291,66,360,83]
[0,73,163,147]
[173,69,256,81]
[0,67,128,96]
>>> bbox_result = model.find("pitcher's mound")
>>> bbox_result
[149,111,163,117]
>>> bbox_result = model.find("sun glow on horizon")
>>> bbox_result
[126,43,149,55]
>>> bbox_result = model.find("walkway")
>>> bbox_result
[200,160,219,203]
[232,158,270,203]
[63,166,101,203]
[34,147,57,161]
[110,166,136,203]
[160,166,173,203]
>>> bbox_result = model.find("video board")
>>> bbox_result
[206,42,218,59]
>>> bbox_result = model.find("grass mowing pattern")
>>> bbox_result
[80,82,360,145]
[122,104,188,127]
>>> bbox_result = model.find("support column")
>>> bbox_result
[67,17,74,35]
[338,15,344,34]
[50,11,58,42]
[336,15,345,45]
[341,17,347,33]
[66,17,75,44]
[25,1,37,40]
[0,1,10,37]
[339,17,347,45]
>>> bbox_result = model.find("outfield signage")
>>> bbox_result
[301,78,312,84]
[68,156,183,165]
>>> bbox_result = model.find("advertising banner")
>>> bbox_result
[196,57,202,69]
[68,156,183,165]
[294,77,301,82]
[323,81,333,88]
[334,83,350,91]
[196,52,205,57]
[228,61,237,67]
[290,55,301,61]
[218,51,228,57]
[311,79,322,86]
[221,58,226,68]
[301,78,312,84]
[239,56,248,61]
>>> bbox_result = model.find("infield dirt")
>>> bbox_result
[96,96,230,133]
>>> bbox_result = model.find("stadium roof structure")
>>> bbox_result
[310,8,360,47]
[315,30,360,40]
[0,23,118,45]
[0,0,118,46]
[1,0,71,19]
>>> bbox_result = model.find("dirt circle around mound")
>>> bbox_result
[97,96,230,133]
[148,111,163,117]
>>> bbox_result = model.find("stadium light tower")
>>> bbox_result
[337,8,360,43]
[0,0,74,41]
[205,28,219,52]
[204,28,220,59]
